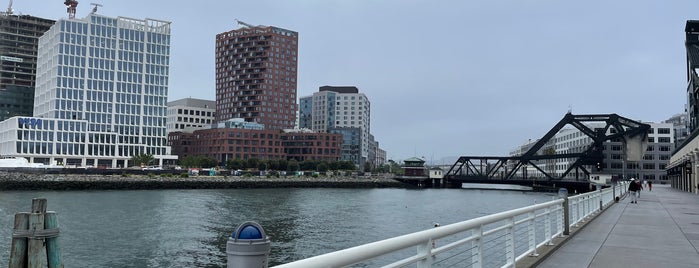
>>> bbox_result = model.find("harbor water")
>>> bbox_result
[0,188,556,267]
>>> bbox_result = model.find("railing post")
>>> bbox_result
[472,227,483,268]
[417,240,433,268]
[563,197,570,236]
[527,211,539,257]
[558,188,570,236]
[506,217,515,266]
[599,187,603,211]
[545,207,554,245]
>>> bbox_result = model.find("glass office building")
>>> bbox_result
[0,13,176,168]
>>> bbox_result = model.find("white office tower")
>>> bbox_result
[26,13,176,167]
[299,86,371,166]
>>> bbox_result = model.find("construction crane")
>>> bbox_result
[235,19,257,28]
[64,0,78,19]
[90,2,102,14]
[6,0,13,14]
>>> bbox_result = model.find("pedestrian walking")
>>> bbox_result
[628,178,639,204]
[647,180,652,191]
[637,180,643,198]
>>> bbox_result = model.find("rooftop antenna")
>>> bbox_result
[90,2,102,14]
[64,0,78,19]
[6,0,13,14]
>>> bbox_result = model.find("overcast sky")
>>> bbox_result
[16,0,696,163]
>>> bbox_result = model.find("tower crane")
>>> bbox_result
[6,0,13,14]
[64,0,78,19]
[235,19,257,28]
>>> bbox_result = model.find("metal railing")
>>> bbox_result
[272,183,628,268]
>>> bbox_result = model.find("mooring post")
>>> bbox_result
[45,211,63,268]
[8,198,62,268]
[28,199,48,268]
[9,212,30,268]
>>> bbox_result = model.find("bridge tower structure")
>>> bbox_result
[444,113,650,184]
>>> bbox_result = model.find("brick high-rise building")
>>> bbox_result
[215,21,298,130]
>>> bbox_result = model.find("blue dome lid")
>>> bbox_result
[237,225,263,239]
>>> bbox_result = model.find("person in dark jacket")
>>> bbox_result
[628,178,639,203]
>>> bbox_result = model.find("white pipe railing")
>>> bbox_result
[272,183,628,268]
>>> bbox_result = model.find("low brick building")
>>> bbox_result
[168,123,341,164]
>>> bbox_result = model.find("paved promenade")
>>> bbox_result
[537,184,699,268]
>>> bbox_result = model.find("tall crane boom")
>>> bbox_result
[6,0,13,14]
[64,0,78,19]
[235,19,257,28]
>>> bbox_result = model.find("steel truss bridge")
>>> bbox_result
[443,113,650,188]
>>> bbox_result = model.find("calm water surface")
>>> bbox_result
[0,188,555,267]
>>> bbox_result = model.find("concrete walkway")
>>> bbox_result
[536,184,699,268]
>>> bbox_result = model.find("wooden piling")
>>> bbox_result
[7,198,63,268]
[8,212,29,268]
[45,212,63,268]
[28,199,48,268]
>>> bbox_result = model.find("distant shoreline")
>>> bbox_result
[0,172,407,190]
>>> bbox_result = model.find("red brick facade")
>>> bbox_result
[215,25,298,130]
[168,129,341,164]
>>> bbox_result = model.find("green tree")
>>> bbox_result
[201,156,218,168]
[328,161,340,171]
[287,159,299,172]
[267,159,279,170]
[364,161,372,173]
[257,160,268,171]
[226,159,245,170]
[131,154,155,167]
[180,155,218,168]
[317,162,329,172]
[246,158,259,170]
[277,159,288,171]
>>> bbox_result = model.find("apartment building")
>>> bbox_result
[166,97,215,133]
[215,21,298,129]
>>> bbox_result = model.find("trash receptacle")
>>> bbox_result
[227,221,271,268]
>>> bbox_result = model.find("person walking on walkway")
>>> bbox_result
[628,178,639,203]
[647,180,652,191]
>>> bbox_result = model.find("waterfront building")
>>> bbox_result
[669,20,699,192]
[402,157,427,177]
[166,97,215,133]
[0,11,54,121]
[299,86,376,167]
[664,113,690,147]
[513,122,673,183]
[0,13,176,167]
[168,121,341,164]
[215,21,298,130]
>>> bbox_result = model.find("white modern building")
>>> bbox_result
[166,97,215,133]
[299,86,373,167]
[0,13,176,168]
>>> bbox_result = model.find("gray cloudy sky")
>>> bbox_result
[18,0,696,163]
